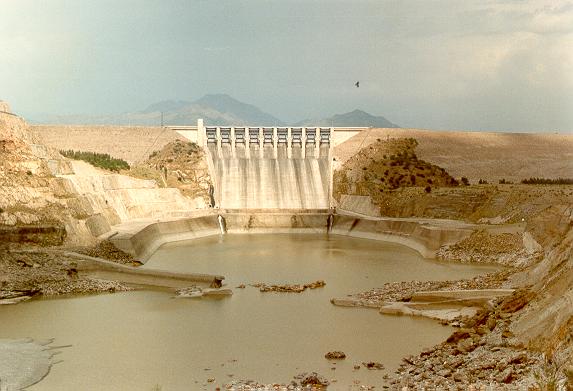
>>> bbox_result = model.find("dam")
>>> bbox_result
[1,109,534,390]
[170,120,365,210]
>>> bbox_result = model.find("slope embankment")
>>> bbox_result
[334,128,573,184]
[32,124,187,164]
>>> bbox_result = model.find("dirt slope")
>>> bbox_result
[335,128,573,184]
[33,125,187,164]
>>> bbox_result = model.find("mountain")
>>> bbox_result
[141,100,191,114]
[29,96,397,128]
[296,109,399,128]
[31,94,283,126]
[194,94,283,126]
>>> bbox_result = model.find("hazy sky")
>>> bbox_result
[1,0,572,132]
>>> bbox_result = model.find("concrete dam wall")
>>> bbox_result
[205,127,334,209]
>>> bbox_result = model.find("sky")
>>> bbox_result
[1,0,572,132]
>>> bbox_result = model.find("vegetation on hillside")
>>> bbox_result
[60,150,129,172]
[521,177,573,185]
[334,137,459,203]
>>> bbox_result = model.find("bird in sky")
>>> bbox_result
[355,81,360,88]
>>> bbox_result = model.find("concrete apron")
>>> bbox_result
[109,209,523,263]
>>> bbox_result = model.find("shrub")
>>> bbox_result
[424,185,431,193]
[60,150,129,172]
[521,177,573,185]
[478,179,488,184]
[461,177,469,186]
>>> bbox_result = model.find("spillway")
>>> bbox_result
[206,127,332,209]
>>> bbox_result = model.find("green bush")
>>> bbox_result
[60,150,130,172]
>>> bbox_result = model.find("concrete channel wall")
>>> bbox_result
[113,210,482,262]
[330,215,473,258]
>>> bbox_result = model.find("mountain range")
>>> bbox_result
[30,94,399,128]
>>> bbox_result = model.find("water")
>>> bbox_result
[209,144,330,209]
[0,235,497,390]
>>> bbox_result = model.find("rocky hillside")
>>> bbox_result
[334,137,459,204]
[0,109,206,246]
[131,140,212,206]
[0,112,71,229]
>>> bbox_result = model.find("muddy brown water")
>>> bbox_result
[0,234,498,390]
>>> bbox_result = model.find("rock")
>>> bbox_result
[363,361,384,370]
[496,367,514,384]
[293,372,329,387]
[210,277,223,288]
[457,339,476,353]
[305,280,326,289]
[256,280,326,293]
[446,328,472,344]
[325,351,346,360]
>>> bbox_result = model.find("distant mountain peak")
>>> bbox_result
[296,109,399,128]
[194,94,283,126]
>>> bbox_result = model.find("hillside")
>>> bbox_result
[334,128,573,184]
[334,137,459,204]
[131,140,212,205]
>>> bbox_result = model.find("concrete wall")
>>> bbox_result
[210,144,331,209]
[330,215,474,258]
[338,195,381,217]
[114,211,487,262]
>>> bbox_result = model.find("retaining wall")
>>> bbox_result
[114,210,488,262]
